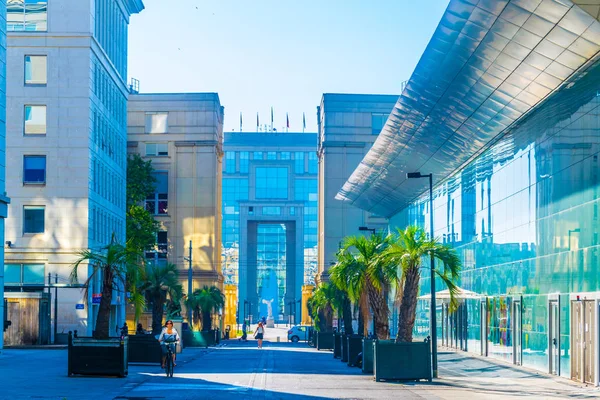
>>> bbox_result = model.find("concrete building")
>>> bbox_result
[222,132,318,325]
[3,0,144,345]
[316,94,397,283]
[126,93,224,329]
[338,0,600,386]
[0,2,9,351]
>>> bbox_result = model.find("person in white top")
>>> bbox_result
[254,321,265,348]
[157,320,180,368]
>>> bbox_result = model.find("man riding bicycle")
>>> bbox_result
[158,320,180,369]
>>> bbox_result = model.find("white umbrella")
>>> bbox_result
[417,287,482,300]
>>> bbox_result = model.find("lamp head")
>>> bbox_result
[407,172,422,179]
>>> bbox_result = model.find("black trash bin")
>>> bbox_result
[224,325,231,340]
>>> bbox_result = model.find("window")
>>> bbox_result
[23,205,45,234]
[280,152,291,160]
[146,172,168,214]
[263,206,281,215]
[225,152,236,173]
[308,152,318,174]
[24,105,46,134]
[145,143,168,156]
[240,151,249,173]
[256,167,288,199]
[7,0,48,32]
[371,113,388,135]
[145,112,168,134]
[146,231,168,265]
[253,152,263,160]
[23,155,46,184]
[289,206,296,216]
[4,264,45,285]
[294,152,305,174]
[267,152,277,160]
[25,55,47,85]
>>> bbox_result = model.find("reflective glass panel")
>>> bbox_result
[25,55,47,85]
[24,105,46,135]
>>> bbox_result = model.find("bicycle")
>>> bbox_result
[163,341,177,378]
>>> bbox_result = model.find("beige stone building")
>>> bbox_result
[126,93,224,328]
[317,94,397,283]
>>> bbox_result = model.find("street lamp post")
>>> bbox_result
[407,171,438,378]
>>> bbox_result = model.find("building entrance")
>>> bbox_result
[571,299,596,384]
[549,299,560,376]
[239,219,303,325]
[3,293,50,346]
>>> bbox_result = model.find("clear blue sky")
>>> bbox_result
[128,0,449,133]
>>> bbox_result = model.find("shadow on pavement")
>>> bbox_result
[125,373,337,399]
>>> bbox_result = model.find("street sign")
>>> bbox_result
[75,304,84,310]
[92,294,102,304]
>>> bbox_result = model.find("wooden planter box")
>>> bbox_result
[333,333,342,358]
[128,334,161,364]
[362,338,374,373]
[347,335,363,367]
[68,334,128,377]
[316,332,334,350]
[340,334,348,362]
[373,338,432,382]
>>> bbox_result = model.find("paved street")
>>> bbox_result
[2,340,600,399]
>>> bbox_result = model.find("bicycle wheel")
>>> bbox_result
[165,354,172,378]
[169,360,174,378]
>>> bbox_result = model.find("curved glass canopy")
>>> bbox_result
[337,0,600,217]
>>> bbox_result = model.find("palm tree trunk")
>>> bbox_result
[202,311,212,331]
[94,268,114,339]
[366,279,389,339]
[357,304,364,336]
[343,297,353,335]
[396,267,420,343]
[151,295,164,335]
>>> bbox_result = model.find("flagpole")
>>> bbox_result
[240,112,242,132]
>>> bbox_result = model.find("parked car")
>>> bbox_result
[288,325,312,342]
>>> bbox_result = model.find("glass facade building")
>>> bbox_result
[338,0,600,385]
[222,132,317,323]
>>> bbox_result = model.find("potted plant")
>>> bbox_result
[128,263,182,364]
[372,225,460,381]
[184,286,224,347]
[68,238,140,377]
[308,284,336,350]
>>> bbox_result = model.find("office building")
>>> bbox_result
[127,93,224,328]
[317,94,397,283]
[3,0,144,345]
[0,1,9,351]
[222,132,317,324]
[338,0,600,385]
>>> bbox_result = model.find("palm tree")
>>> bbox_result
[71,238,140,339]
[381,225,461,343]
[308,284,335,332]
[337,233,398,339]
[142,263,183,335]
[186,286,225,331]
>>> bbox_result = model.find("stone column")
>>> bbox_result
[301,285,315,326]
[224,284,238,338]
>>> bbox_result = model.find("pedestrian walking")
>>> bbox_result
[254,321,265,348]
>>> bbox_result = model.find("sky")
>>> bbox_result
[128,0,450,133]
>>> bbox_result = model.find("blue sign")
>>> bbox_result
[92,293,102,304]
[75,304,84,310]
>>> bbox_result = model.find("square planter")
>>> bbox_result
[362,338,374,373]
[340,334,348,362]
[373,338,432,382]
[347,335,363,367]
[183,330,217,348]
[316,332,334,350]
[68,333,128,377]
[333,333,342,358]
[128,334,161,364]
